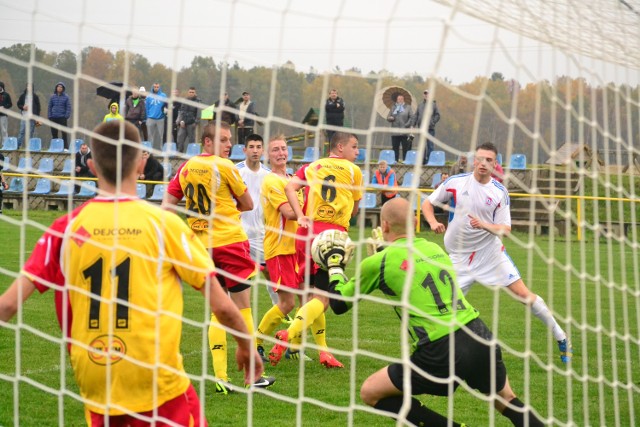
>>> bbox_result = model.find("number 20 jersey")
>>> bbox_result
[304,156,363,229]
[167,153,249,248]
[21,197,216,415]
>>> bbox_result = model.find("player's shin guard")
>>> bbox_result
[374,396,460,427]
[311,312,327,350]
[289,298,325,345]
[208,314,228,382]
[531,295,566,341]
[501,397,545,427]
[257,305,285,346]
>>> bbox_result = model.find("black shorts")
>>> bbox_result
[387,318,507,396]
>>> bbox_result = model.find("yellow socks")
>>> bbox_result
[256,305,285,346]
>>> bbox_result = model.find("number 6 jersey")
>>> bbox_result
[304,156,363,229]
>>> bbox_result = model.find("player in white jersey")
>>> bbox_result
[236,134,285,311]
[422,142,573,364]
[236,134,271,265]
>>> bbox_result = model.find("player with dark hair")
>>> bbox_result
[422,141,572,364]
[0,121,261,425]
[321,197,545,427]
[163,121,275,393]
[268,132,363,368]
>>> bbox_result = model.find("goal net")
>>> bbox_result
[0,0,638,426]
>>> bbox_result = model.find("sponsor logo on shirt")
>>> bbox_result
[72,226,92,247]
[88,335,127,365]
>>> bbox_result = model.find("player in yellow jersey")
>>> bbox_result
[0,121,262,426]
[255,135,310,361]
[163,121,275,393]
[269,132,363,367]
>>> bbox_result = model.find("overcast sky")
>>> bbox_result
[1,0,638,86]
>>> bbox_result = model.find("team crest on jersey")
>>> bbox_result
[316,204,335,219]
[87,335,127,365]
[485,197,493,205]
[71,226,92,247]
[400,259,409,271]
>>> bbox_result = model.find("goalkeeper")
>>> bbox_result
[323,198,544,427]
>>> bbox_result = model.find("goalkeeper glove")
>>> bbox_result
[314,230,354,277]
[366,226,385,256]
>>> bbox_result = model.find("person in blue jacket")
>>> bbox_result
[145,82,167,151]
[48,82,72,150]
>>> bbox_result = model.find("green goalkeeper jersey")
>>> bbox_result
[333,237,479,349]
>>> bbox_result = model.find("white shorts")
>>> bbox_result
[249,239,265,265]
[450,245,521,295]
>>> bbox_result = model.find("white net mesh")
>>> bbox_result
[0,0,639,426]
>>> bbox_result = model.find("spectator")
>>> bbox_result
[102,102,123,122]
[16,83,41,149]
[325,88,345,144]
[124,88,146,141]
[371,159,397,206]
[138,150,164,197]
[411,89,441,165]
[213,92,237,125]
[48,82,72,150]
[145,82,167,151]
[74,142,94,193]
[449,153,471,176]
[387,94,413,163]
[0,82,13,141]
[177,87,201,152]
[168,88,181,144]
[138,86,149,141]
[237,91,258,145]
[492,162,504,182]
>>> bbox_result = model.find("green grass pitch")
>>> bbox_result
[0,209,638,426]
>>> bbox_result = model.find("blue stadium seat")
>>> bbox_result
[404,150,418,166]
[229,144,245,161]
[60,158,73,174]
[38,157,54,174]
[2,137,18,151]
[186,143,201,157]
[355,148,366,163]
[136,183,147,199]
[302,147,319,163]
[161,162,172,178]
[359,192,377,209]
[496,153,503,165]
[72,139,83,153]
[509,154,527,170]
[1,156,11,170]
[28,138,42,152]
[48,138,64,153]
[401,172,415,187]
[16,157,33,172]
[287,146,294,161]
[286,167,294,175]
[77,181,97,197]
[431,172,443,189]
[142,141,153,151]
[6,177,24,193]
[148,184,166,201]
[162,142,177,156]
[378,150,396,165]
[31,178,52,195]
[426,150,445,166]
[54,180,75,196]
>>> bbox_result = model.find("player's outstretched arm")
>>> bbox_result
[235,191,254,212]
[200,276,263,384]
[0,276,38,323]
[284,180,305,221]
[421,198,445,234]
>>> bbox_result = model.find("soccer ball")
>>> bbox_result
[311,229,353,270]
